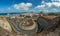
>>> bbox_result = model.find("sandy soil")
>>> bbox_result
[0,26,60,36]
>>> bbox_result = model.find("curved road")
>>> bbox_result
[6,18,38,34]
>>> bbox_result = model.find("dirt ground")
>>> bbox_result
[0,16,60,36]
[0,26,60,36]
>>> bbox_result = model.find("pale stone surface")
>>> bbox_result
[0,17,12,32]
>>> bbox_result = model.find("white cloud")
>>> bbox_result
[13,1,60,12]
[41,0,45,4]
[34,1,60,12]
[35,2,60,9]
[46,2,60,7]
[14,3,32,11]
[45,2,52,7]
[35,4,45,9]
[51,0,60,2]
[52,2,60,7]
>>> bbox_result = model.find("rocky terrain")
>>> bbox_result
[0,26,60,36]
[0,16,60,36]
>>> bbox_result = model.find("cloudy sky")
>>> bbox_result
[0,0,60,13]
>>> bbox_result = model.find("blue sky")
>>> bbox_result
[0,0,60,13]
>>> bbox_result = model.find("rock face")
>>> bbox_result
[37,16,60,33]
[0,17,12,32]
